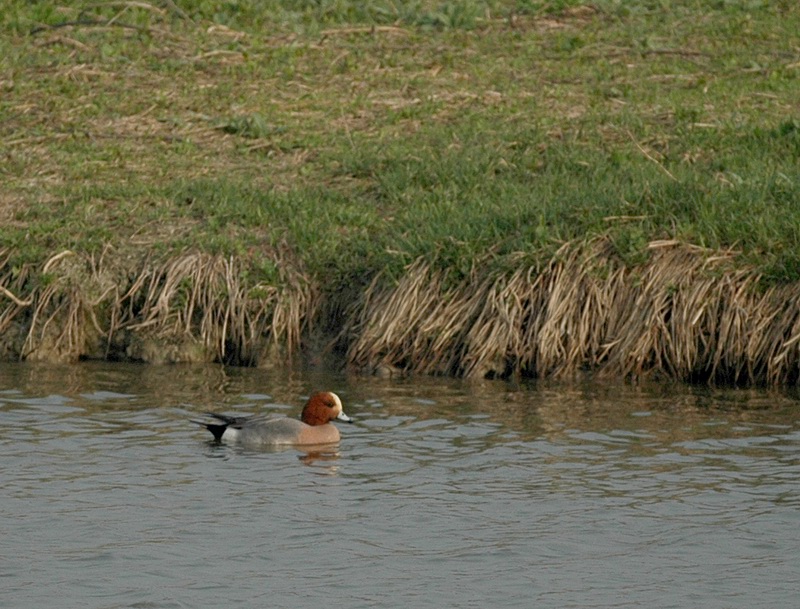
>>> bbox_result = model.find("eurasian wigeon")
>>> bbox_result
[194,391,352,446]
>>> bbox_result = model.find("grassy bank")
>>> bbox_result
[1,1,799,383]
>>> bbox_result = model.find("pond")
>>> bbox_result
[1,362,798,608]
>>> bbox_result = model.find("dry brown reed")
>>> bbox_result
[0,249,312,365]
[2,241,800,385]
[345,239,800,385]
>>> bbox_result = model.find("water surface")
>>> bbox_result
[1,362,798,608]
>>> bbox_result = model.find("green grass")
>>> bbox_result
[1,0,799,294]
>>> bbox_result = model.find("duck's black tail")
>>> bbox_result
[194,421,228,442]
[192,413,237,442]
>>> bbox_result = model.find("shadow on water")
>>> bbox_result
[0,360,796,449]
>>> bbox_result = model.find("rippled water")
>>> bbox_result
[1,362,798,609]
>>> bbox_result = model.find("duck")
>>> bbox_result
[194,391,352,446]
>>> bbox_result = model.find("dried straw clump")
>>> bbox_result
[3,240,800,385]
[0,249,313,365]
[343,258,487,376]
[0,249,115,363]
[600,241,800,385]
[0,248,35,359]
[346,240,800,385]
[344,242,625,378]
